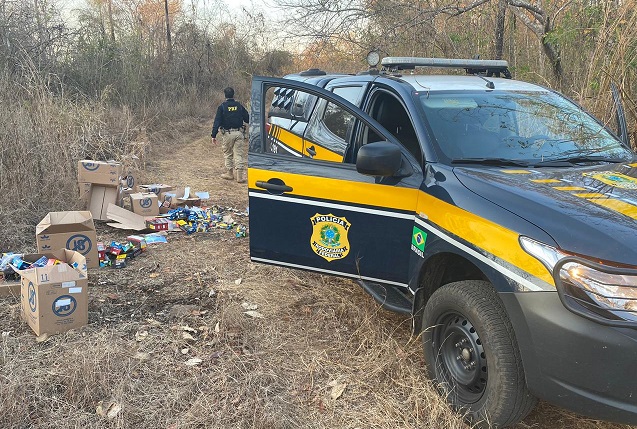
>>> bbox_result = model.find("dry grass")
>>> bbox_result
[0,121,635,429]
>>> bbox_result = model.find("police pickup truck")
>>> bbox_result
[246,55,637,427]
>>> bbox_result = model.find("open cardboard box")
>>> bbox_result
[13,249,88,336]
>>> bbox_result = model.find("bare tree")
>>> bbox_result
[276,0,567,83]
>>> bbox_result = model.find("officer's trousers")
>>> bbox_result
[221,130,247,170]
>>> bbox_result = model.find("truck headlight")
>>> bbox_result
[521,236,637,325]
[557,259,637,324]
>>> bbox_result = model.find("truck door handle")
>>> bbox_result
[306,145,316,158]
[255,180,293,194]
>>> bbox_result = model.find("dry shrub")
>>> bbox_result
[0,73,149,250]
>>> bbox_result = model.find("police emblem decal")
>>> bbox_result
[310,214,351,262]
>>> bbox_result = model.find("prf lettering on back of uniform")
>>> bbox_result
[228,106,238,111]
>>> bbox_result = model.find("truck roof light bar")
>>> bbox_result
[381,57,512,79]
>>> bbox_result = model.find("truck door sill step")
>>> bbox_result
[357,280,412,314]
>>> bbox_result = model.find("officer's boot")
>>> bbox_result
[235,168,247,184]
[220,168,234,180]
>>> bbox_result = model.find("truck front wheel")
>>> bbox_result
[422,280,537,428]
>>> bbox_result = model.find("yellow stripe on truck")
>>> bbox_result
[416,193,554,286]
[271,125,304,154]
[248,168,418,211]
[248,168,554,287]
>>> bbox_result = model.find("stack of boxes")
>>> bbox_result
[78,160,123,221]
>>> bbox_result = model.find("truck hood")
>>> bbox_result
[454,162,637,265]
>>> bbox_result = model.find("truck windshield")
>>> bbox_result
[419,91,633,164]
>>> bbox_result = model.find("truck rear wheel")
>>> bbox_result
[422,280,537,428]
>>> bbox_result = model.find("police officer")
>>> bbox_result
[211,87,250,183]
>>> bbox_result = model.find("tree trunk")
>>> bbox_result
[108,0,115,42]
[165,0,172,62]
[494,0,507,59]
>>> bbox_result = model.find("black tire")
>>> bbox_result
[422,280,537,428]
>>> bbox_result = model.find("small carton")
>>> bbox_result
[130,192,159,216]
[77,160,122,186]
[15,249,88,336]
[88,185,119,221]
[36,211,99,269]
[126,235,147,252]
[146,218,169,231]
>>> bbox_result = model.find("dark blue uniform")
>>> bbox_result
[211,98,249,138]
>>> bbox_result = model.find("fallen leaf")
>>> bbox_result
[329,381,347,400]
[234,278,242,285]
[190,309,207,316]
[96,401,122,418]
[135,331,148,342]
[180,326,197,333]
[35,333,50,343]
[244,310,263,318]
[184,357,202,366]
[133,352,150,360]
[182,332,196,341]
[106,293,119,300]
[241,302,258,310]
[181,348,189,355]
[214,322,220,334]
[149,273,159,278]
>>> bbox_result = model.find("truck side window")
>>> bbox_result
[265,86,316,157]
[304,86,364,162]
[361,91,422,161]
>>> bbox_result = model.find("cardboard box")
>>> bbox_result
[79,182,92,209]
[36,211,99,269]
[158,189,179,213]
[89,185,119,221]
[77,160,122,186]
[15,249,88,336]
[158,188,200,212]
[139,184,173,195]
[130,192,159,216]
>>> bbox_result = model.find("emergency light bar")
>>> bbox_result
[381,57,511,78]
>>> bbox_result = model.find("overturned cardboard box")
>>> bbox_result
[77,160,122,186]
[36,211,99,269]
[14,249,88,336]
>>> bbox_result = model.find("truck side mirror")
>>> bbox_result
[356,141,402,177]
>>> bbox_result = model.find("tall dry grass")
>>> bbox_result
[0,70,145,251]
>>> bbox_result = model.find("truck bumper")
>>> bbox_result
[500,290,637,425]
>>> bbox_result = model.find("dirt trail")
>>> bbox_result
[0,120,633,429]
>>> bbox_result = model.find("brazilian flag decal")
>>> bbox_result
[411,226,427,257]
